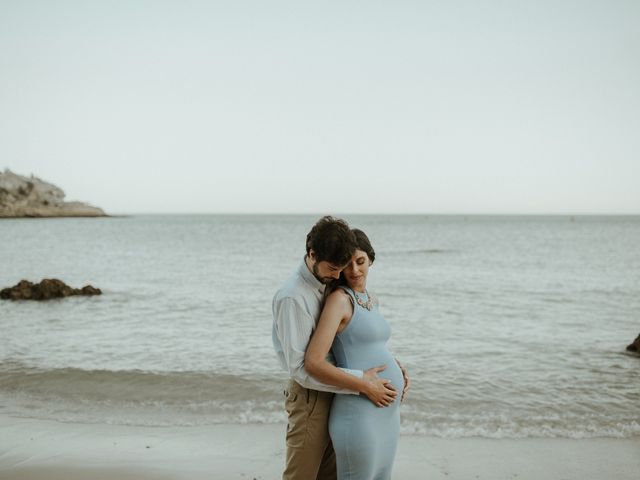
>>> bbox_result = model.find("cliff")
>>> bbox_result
[0,169,106,217]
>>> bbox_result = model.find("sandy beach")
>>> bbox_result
[0,414,638,480]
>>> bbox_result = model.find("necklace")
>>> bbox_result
[353,289,373,311]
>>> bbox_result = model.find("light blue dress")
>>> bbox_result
[329,287,404,480]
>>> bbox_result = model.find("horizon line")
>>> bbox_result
[102,212,640,216]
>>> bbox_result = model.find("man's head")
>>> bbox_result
[305,216,357,284]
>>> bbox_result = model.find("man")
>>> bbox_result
[272,216,400,480]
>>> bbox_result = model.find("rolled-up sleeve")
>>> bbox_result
[273,296,362,394]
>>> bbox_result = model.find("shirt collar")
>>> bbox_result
[299,256,325,294]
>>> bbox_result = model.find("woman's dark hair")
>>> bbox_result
[351,228,375,264]
[306,216,357,266]
[324,228,376,301]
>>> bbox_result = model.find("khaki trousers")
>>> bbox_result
[282,379,337,480]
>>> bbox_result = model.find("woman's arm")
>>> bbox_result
[305,290,397,407]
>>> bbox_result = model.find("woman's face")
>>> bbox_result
[343,249,372,292]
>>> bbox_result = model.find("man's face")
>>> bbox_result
[309,253,344,284]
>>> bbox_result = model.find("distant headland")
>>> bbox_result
[0,169,107,218]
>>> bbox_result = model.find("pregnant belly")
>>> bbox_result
[380,352,404,394]
[342,348,404,393]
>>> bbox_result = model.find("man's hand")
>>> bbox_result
[395,358,410,402]
[362,365,397,407]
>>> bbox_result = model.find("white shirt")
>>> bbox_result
[272,259,363,394]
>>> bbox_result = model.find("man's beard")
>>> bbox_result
[312,262,333,285]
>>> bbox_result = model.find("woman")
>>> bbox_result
[305,229,406,480]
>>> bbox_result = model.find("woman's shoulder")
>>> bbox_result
[327,287,353,304]
[324,288,355,313]
[325,288,355,329]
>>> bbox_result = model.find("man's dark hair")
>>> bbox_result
[306,216,357,266]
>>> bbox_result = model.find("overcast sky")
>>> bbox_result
[1,1,638,214]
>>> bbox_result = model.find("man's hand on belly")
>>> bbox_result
[363,365,398,407]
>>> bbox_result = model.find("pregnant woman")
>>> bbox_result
[305,228,407,480]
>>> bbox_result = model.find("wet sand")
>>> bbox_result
[1,415,638,480]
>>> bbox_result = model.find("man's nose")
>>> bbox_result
[331,271,340,279]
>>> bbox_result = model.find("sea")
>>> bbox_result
[1,214,639,439]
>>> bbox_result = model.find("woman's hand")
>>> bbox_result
[395,358,410,402]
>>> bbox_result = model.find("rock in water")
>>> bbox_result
[626,334,640,353]
[0,279,102,300]
[0,169,106,217]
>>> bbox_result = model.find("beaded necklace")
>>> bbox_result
[353,289,373,311]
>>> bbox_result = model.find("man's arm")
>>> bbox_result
[273,296,363,394]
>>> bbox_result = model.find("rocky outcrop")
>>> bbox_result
[626,334,640,354]
[0,169,106,217]
[0,279,102,300]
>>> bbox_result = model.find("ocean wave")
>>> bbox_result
[399,413,640,439]
[1,364,639,438]
[0,363,289,427]
[0,363,285,405]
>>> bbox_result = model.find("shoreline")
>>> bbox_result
[1,415,638,480]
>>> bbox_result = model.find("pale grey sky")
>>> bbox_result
[1,1,638,214]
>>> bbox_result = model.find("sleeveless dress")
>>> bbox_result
[329,287,404,480]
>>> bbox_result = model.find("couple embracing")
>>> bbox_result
[272,216,410,480]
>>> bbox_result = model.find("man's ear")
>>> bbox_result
[308,249,316,262]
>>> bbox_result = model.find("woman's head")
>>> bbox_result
[339,229,375,293]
